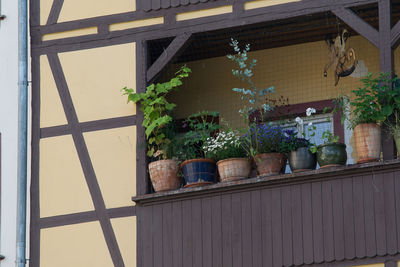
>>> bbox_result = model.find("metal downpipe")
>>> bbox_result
[16,0,28,265]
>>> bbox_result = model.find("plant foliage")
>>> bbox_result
[121,66,191,159]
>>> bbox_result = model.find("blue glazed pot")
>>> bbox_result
[180,158,217,188]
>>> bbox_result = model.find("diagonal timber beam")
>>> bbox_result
[332,7,379,48]
[147,32,192,82]
[391,20,400,49]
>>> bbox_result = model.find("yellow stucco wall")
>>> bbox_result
[42,27,98,41]
[39,41,138,266]
[169,35,379,129]
[39,135,95,218]
[59,43,136,122]
[176,5,233,21]
[245,0,302,10]
[352,264,384,267]
[40,222,113,267]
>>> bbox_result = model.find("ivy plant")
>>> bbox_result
[121,66,191,159]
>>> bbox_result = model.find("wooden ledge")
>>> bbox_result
[132,159,400,205]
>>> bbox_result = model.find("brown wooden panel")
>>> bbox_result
[363,175,377,257]
[172,201,183,267]
[332,179,345,261]
[374,173,387,255]
[192,199,202,267]
[342,177,356,259]
[136,168,400,267]
[162,203,173,267]
[384,172,398,254]
[250,190,262,267]
[240,192,252,267]
[312,182,324,263]
[291,184,303,266]
[221,194,232,267]
[140,0,213,11]
[231,193,242,267]
[211,195,222,267]
[261,188,273,267]
[201,197,212,267]
[301,183,314,264]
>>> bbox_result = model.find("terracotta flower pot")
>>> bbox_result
[289,147,317,172]
[180,158,217,188]
[148,159,180,192]
[254,153,287,176]
[217,158,251,182]
[354,123,381,163]
[317,142,347,168]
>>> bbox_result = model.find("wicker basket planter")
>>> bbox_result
[217,158,251,182]
[354,123,381,163]
[254,153,287,176]
[148,159,180,192]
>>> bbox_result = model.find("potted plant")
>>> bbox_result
[203,130,250,182]
[350,72,385,163]
[121,66,191,192]
[284,130,317,172]
[244,124,288,176]
[376,73,400,155]
[179,111,221,187]
[284,108,318,172]
[316,130,347,168]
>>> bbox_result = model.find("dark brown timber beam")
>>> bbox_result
[332,7,379,47]
[146,32,192,82]
[379,0,396,160]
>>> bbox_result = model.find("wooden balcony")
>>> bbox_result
[133,160,400,267]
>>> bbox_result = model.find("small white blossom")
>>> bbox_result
[295,117,303,125]
[308,122,313,126]
[306,107,316,117]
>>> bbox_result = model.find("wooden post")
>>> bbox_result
[379,0,396,160]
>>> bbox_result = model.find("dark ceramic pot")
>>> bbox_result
[180,158,217,188]
[288,147,317,172]
[317,142,347,168]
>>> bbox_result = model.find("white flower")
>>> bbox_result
[306,107,316,117]
[308,122,313,126]
[295,117,303,125]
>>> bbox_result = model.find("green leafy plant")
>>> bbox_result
[227,38,274,122]
[178,111,221,160]
[350,72,387,128]
[121,66,191,159]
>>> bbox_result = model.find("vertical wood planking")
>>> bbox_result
[182,200,193,267]
[152,0,161,10]
[353,175,366,258]
[261,189,273,267]
[211,195,223,267]
[221,194,233,267]
[395,171,400,251]
[241,192,253,267]
[322,180,334,262]
[202,197,212,267]
[342,177,356,259]
[163,203,173,267]
[153,205,163,267]
[291,184,303,266]
[384,172,398,254]
[181,0,190,5]
[332,179,345,261]
[301,183,314,264]
[312,182,324,263]
[161,0,171,9]
[363,175,377,257]
[251,190,263,267]
[171,0,180,7]
[142,0,152,11]
[281,186,293,266]
[172,201,183,267]
[192,199,203,267]
[373,173,387,255]
[271,188,283,267]
[231,193,243,267]
[142,206,154,267]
